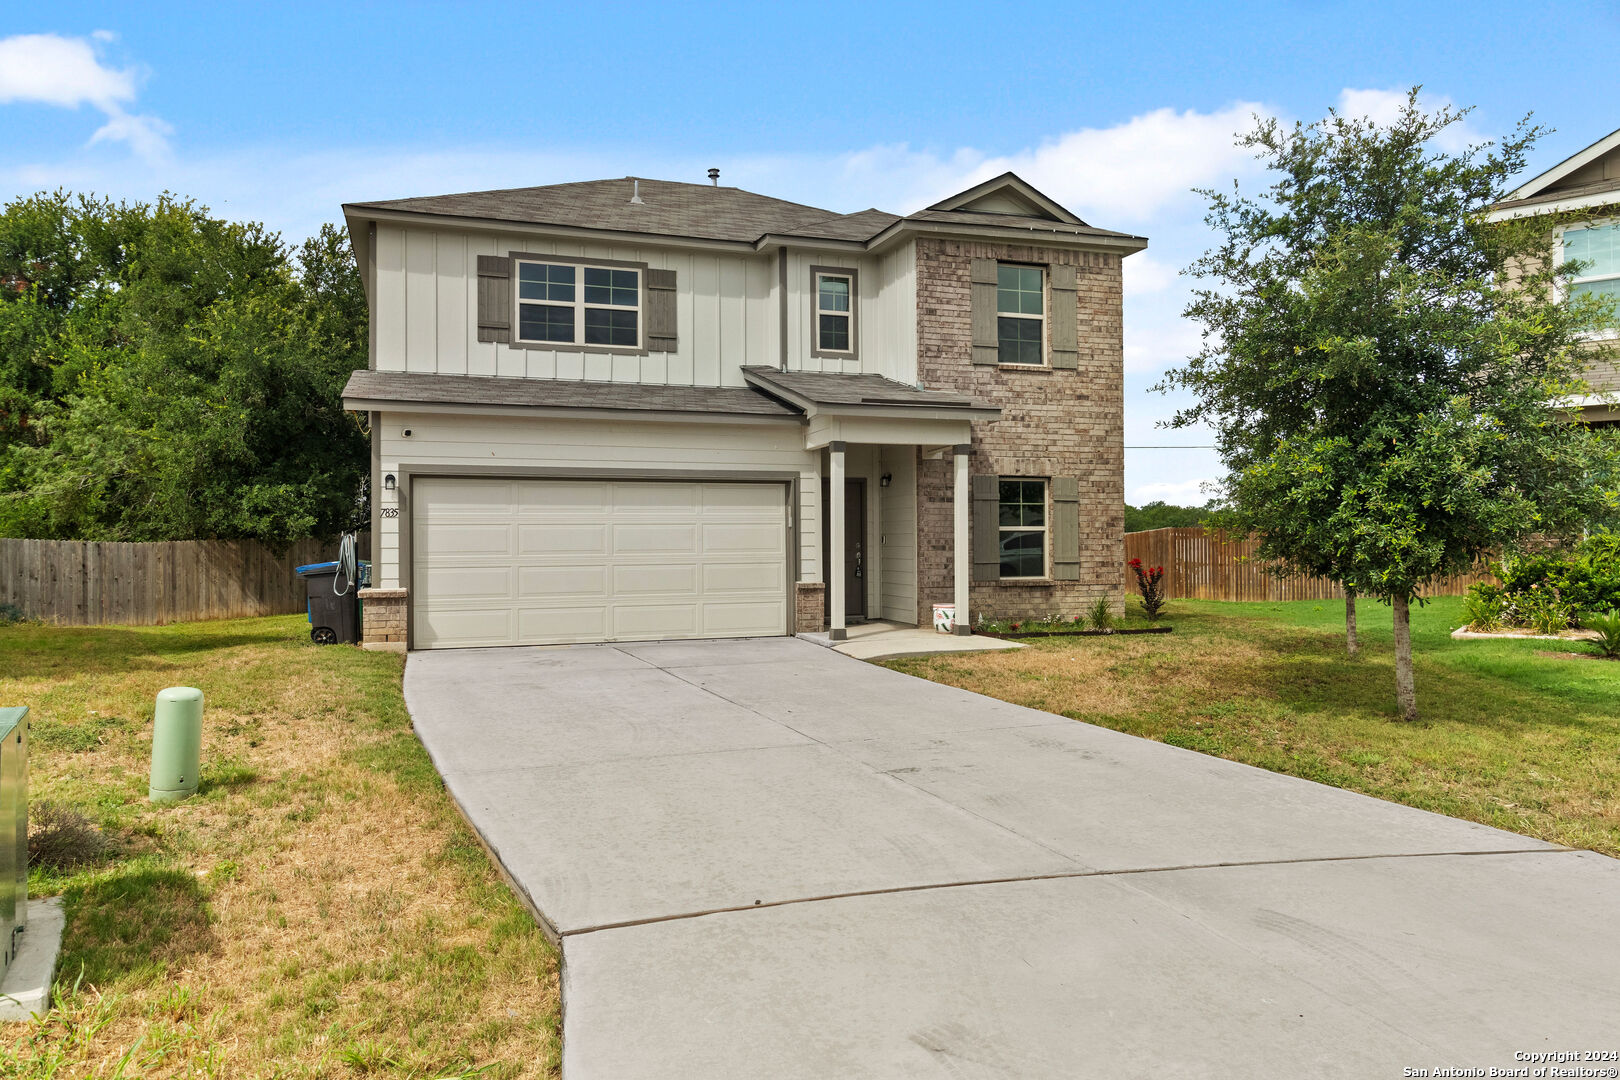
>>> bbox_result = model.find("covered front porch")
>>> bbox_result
[740,366,1000,641]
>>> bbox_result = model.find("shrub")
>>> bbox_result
[1585,609,1620,659]
[1127,557,1167,620]
[1520,584,1577,636]
[1461,591,1504,632]
[1087,596,1113,632]
[0,603,27,624]
[29,801,111,870]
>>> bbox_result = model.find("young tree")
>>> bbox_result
[1161,91,1620,720]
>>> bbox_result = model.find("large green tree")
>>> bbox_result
[1162,92,1620,720]
[0,192,369,548]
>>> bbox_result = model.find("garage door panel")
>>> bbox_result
[516,480,610,512]
[420,522,514,558]
[613,482,700,513]
[701,601,791,636]
[612,564,701,596]
[702,521,786,553]
[701,562,785,594]
[517,566,609,598]
[516,606,609,641]
[699,483,783,511]
[413,477,788,649]
[416,607,516,648]
[518,523,609,556]
[421,566,514,600]
[613,523,699,554]
[611,604,701,637]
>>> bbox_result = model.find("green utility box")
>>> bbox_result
[149,688,203,802]
[0,706,28,981]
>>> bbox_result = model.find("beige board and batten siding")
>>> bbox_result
[373,412,820,591]
[372,224,921,389]
[780,242,917,383]
[372,224,776,388]
[412,477,788,648]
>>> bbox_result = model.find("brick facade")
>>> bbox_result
[794,581,826,633]
[359,587,408,648]
[914,237,1126,624]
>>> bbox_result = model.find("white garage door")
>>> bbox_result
[411,477,789,649]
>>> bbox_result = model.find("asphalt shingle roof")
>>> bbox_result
[345,177,1144,247]
[342,369,798,417]
[740,366,994,411]
[346,178,843,245]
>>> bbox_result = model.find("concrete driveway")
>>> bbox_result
[404,636,1620,1078]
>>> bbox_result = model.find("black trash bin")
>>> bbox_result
[295,560,369,644]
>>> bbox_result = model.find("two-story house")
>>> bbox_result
[1487,126,1620,428]
[340,172,1146,650]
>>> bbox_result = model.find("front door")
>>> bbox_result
[820,478,867,621]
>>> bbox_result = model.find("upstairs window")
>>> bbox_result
[516,261,640,348]
[812,268,857,358]
[996,264,1045,365]
[998,478,1047,578]
[1564,223,1620,315]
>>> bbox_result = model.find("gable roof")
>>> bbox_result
[345,172,1146,253]
[1488,127,1620,220]
[924,171,1086,225]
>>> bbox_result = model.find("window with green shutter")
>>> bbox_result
[996,265,1045,366]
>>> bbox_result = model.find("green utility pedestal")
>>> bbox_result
[149,687,203,802]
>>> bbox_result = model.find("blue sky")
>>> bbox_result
[3,1,1616,503]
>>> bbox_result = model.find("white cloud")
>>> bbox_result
[950,102,1274,223]
[1129,478,1218,506]
[1334,87,1489,153]
[1122,252,1179,296]
[0,32,170,162]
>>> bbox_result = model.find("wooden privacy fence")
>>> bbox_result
[1122,527,1495,602]
[0,534,370,626]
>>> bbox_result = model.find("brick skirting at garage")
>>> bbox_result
[360,587,408,648]
[795,581,826,633]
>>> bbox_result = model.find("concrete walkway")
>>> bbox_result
[404,636,1620,1079]
[798,619,1025,661]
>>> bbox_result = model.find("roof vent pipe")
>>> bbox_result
[629,178,643,205]
[708,168,720,186]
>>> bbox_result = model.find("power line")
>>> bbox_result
[1124,445,1215,449]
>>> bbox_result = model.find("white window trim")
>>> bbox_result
[1557,221,1620,342]
[996,263,1048,367]
[512,257,644,352]
[810,265,859,361]
[998,477,1049,580]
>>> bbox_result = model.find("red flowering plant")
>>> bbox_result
[1127,557,1167,621]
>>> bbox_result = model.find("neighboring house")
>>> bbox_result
[340,172,1145,650]
[1487,128,1620,428]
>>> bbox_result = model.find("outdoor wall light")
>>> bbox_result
[384,474,396,492]
[880,473,893,488]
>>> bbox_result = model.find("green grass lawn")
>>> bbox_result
[886,594,1620,856]
[0,616,559,1079]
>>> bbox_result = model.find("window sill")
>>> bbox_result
[997,363,1053,372]
[994,577,1057,586]
[507,340,654,356]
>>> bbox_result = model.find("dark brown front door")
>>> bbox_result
[820,478,866,621]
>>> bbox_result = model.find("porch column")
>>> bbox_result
[953,444,971,635]
[829,441,847,641]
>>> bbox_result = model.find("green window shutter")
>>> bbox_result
[1051,476,1080,580]
[970,258,999,365]
[476,255,511,343]
[1049,263,1078,370]
[972,474,1001,581]
[645,268,678,352]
